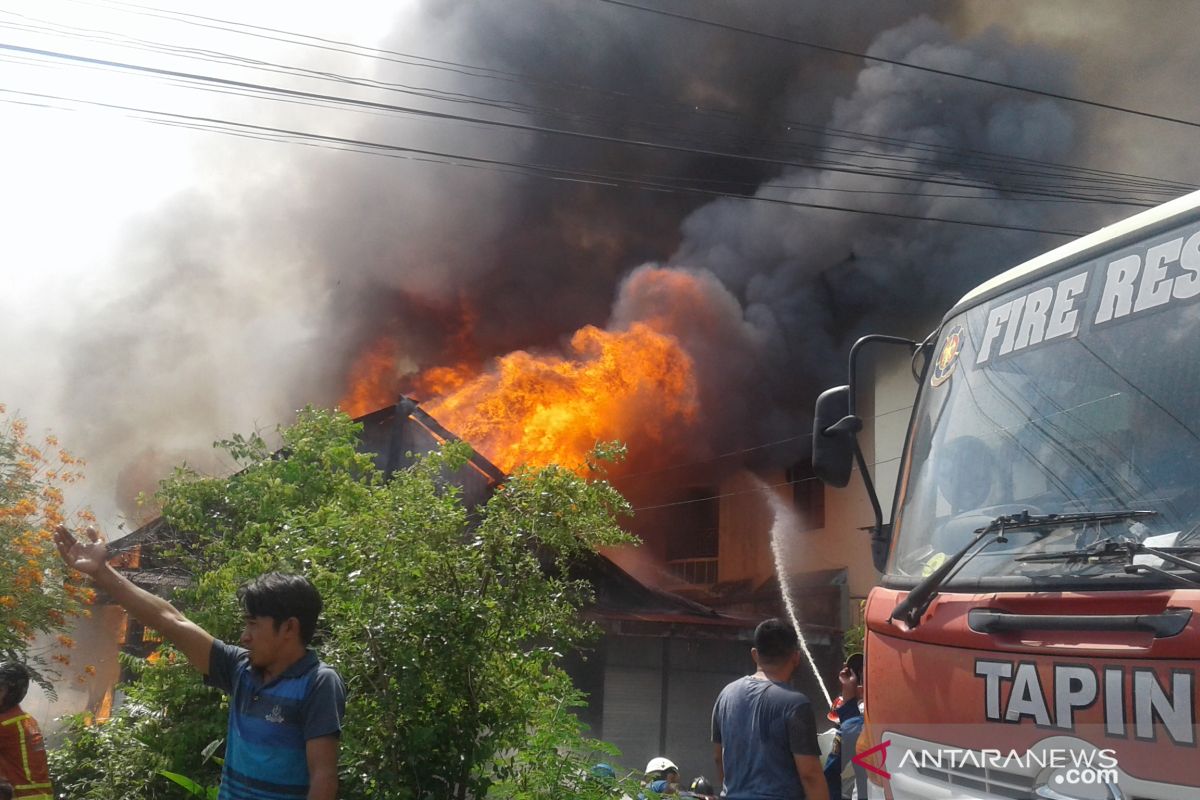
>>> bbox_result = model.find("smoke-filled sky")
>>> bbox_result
[2,0,1198,530]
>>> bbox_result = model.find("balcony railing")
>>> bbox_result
[667,556,719,585]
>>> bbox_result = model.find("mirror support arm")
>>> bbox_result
[846,335,921,418]
[838,334,921,570]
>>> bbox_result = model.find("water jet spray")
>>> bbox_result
[754,475,833,708]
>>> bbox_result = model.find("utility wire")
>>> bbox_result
[6,6,1191,207]
[594,0,1200,132]
[16,2,1193,201]
[611,406,914,484]
[0,86,1090,237]
[0,42,1164,217]
[630,457,902,513]
[0,41,1149,210]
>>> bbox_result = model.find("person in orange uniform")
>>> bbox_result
[0,663,52,800]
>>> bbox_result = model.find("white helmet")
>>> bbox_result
[645,757,678,776]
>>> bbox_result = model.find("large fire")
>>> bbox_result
[424,323,698,472]
[340,322,700,474]
[338,337,403,422]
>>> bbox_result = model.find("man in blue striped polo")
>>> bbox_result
[55,526,345,800]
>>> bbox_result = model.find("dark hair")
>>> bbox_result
[237,573,323,645]
[0,778,13,800]
[846,652,864,683]
[0,662,30,711]
[753,618,799,664]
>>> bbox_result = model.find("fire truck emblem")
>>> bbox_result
[930,325,964,387]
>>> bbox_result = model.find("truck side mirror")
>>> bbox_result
[812,385,858,488]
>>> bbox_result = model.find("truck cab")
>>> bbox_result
[817,190,1200,799]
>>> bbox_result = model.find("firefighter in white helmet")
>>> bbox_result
[643,757,680,795]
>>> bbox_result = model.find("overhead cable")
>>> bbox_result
[18,2,1193,199]
[0,42,1167,212]
[593,0,1200,131]
[0,87,1089,237]
[5,6,1191,205]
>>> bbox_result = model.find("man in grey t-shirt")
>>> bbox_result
[711,618,829,800]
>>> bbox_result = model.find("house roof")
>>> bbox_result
[355,397,506,486]
[109,398,740,629]
[578,550,722,620]
[109,516,171,554]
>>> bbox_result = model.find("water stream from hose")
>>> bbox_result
[754,475,833,708]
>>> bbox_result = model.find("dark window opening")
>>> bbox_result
[665,488,719,584]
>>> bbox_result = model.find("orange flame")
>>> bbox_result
[337,269,717,474]
[339,291,481,417]
[423,323,699,473]
[339,337,403,418]
[411,362,477,399]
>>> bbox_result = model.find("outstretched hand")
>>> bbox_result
[838,666,860,698]
[53,525,109,576]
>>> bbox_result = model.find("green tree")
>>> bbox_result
[0,405,91,688]
[842,601,865,659]
[52,408,642,799]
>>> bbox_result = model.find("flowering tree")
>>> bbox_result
[0,405,93,686]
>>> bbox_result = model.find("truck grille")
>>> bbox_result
[915,762,1036,799]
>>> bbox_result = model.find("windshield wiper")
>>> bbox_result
[1018,538,1200,586]
[891,510,1156,628]
[985,509,1157,532]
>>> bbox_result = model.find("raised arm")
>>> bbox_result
[54,525,214,674]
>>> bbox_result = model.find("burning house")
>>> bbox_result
[83,390,887,781]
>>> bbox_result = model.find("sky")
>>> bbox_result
[1,0,399,286]
[2,0,1199,532]
[0,0,412,526]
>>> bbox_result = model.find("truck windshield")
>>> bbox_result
[891,226,1200,584]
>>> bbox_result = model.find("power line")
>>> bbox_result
[611,406,914,485]
[7,6,1191,207]
[0,86,1090,237]
[0,42,1144,223]
[12,3,1192,204]
[593,0,1200,132]
[630,457,901,513]
[64,0,661,100]
[0,40,1149,212]
[0,12,575,124]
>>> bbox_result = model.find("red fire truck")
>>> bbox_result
[813,190,1200,799]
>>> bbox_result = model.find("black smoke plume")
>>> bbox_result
[34,1,1200,520]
